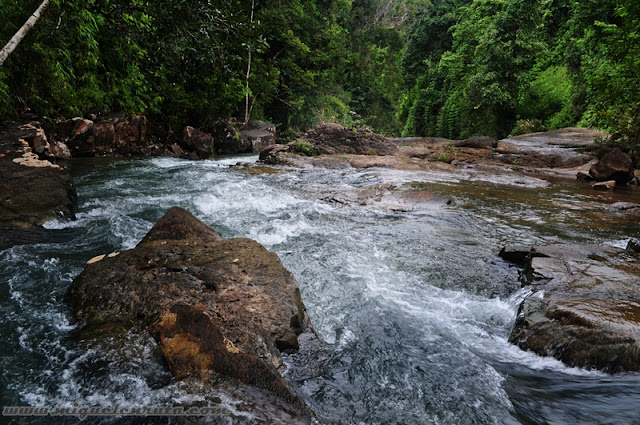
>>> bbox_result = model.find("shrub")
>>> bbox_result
[291,140,315,156]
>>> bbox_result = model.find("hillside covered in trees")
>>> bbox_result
[1,0,638,147]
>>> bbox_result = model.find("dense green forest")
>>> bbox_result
[0,0,638,145]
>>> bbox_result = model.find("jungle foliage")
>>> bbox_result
[0,0,638,146]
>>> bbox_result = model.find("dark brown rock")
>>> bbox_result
[182,126,215,159]
[68,207,314,416]
[93,120,116,154]
[627,239,640,253]
[210,120,253,155]
[589,148,634,184]
[114,115,148,155]
[498,245,532,266]
[67,118,96,157]
[51,114,158,158]
[0,121,78,249]
[295,124,398,156]
[153,304,311,415]
[259,144,290,165]
[576,171,594,182]
[140,206,223,244]
[241,120,277,153]
[509,243,640,373]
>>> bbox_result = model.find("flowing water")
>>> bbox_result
[1,155,640,424]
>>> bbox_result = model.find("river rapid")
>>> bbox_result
[1,155,639,424]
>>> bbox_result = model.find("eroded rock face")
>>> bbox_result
[295,124,398,156]
[589,148,635,184]
[0,122,77,250]
[68,207,312,416]
[503,243,640,373]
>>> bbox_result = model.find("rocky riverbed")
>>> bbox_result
[2,119,640,423]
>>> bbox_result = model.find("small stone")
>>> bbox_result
[576,171,594,181]
[627,239,640,253]
[592,180,616,191]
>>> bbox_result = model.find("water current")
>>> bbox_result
[1,155,639,424]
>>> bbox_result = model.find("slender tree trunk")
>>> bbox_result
[244,0,255,124]
[0,0,51,66]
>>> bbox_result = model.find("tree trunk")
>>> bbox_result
[244,0,256,124]
[0,0,51,66]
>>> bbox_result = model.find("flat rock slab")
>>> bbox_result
[497,127,604,168]
[505,243,640,372]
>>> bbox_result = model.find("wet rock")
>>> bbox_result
[508,243,640,373]
[589,148,634,184]
[497,128,600,169]
[67,118,96,157]
[627,239,640,253]
[295,124,398,156]
[576,171,594,182]
[68,207,314,417]
[452,136,497,149]
[167,143,185,157]
[0,121,78,250]
[322,183,450,212]
[259,145,291,165]
[498,245,532,266]
[182,126,215,159]
[592,180,616,191]
[154,304,310,414]
[208,119,276,155]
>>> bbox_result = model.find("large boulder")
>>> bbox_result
[294,124,398,156]
[210,119,253,155]
[181,126,216,158]
[259,144,291,165]
[68,207,314,418]
[503,244,640,373]
[240,120,277,153]
[0,121,77,250]
[589,148,635,184]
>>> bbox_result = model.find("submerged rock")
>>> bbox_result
[68,207,314,419]
[504,243,640,373]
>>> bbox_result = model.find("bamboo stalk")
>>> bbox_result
[0,0,51,66]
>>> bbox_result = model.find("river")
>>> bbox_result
[1,155,639,424]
